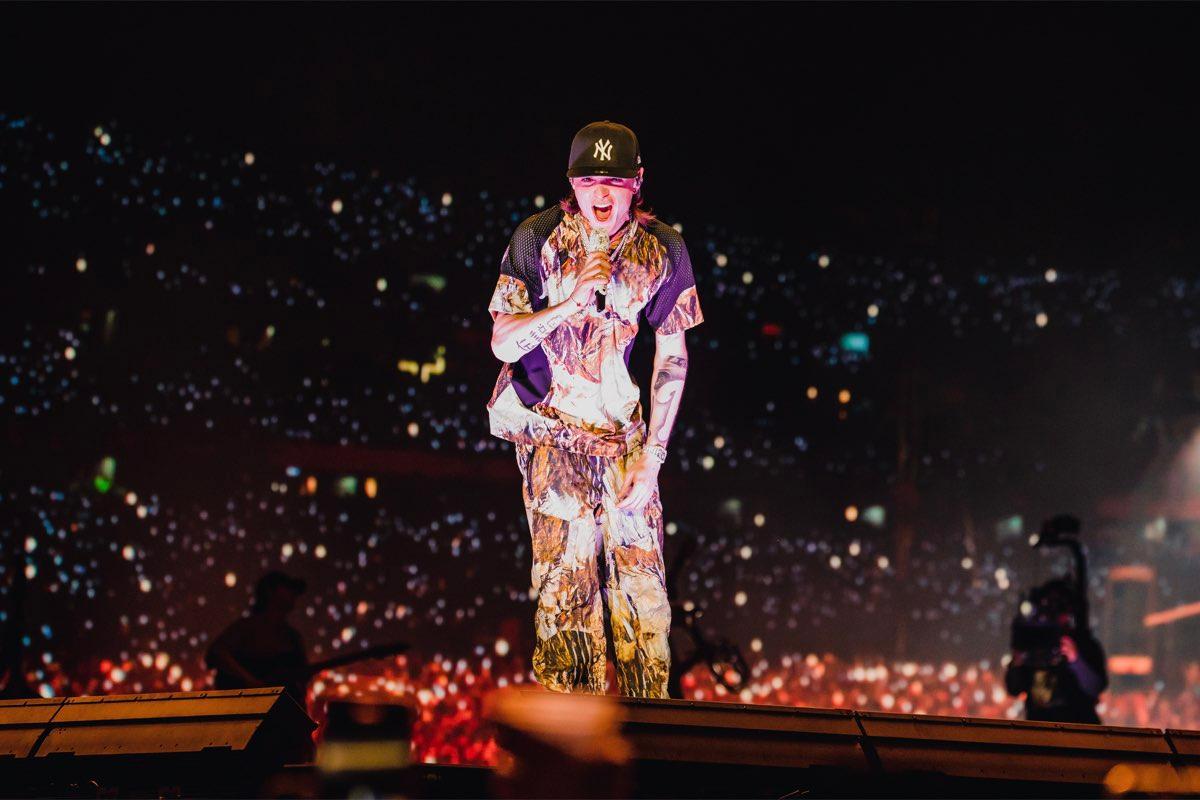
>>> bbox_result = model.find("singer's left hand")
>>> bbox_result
[616,453,659,511]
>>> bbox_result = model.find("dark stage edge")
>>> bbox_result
[416,697,1200,799]
[3,692,1200,798]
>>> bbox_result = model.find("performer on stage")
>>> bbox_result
[486,121,704,698]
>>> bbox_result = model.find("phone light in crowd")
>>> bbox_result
[995,568,1011,590]
[714,253,728,268]
[225,572,237,587]
[534,194,545,208]
[1035,312,1049,328]
[376,277,388,292]
[305,476,318,495]
[411,274,447,292]
[441,192,453,207]
[495,638,510,656]
[862,505,886,528]
[839,332,870,354]
[407,422,420,437]
[818,254,831,268]
[1045,268,1058,283]
[75,257,87,273]
[753,513,765,527]
[365,477,378,499]
[421,346,446,383]
[995,514,1024,539]
[742,271,754,285]
[867,304,880,318]
[331,198,344,214]
[93,476,112,494]
[806,386,818,400]
[243,152,255,166]
[145,242,155,255]
[838,389,852,404]
[124,492,137,506]
[845,505,859,522]
[336,476,358,497]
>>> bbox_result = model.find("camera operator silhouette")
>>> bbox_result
[1005,515,1108,724]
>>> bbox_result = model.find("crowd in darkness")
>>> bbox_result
[3,115,1200,763]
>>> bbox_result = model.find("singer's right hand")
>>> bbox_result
[568,253,612,309]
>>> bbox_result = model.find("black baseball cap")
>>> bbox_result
[566,121,642,179]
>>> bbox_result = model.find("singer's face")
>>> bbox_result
[570,170,642,235]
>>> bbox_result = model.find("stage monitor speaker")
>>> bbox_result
[1169,729,1200,762]
[0,697,64,758]
[856,710,1176,786]
[0,688,315,798]
[618,697,871,772]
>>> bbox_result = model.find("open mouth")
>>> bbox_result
[593,202,613,223]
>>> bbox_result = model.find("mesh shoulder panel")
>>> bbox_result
[500,208,563,312]
[497,208,563,405]
[641,219,698,329]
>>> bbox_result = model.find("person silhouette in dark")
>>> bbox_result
[1005,578,1108,724]
[206,571,309,703]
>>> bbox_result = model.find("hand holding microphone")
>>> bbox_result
[581,229,611,312]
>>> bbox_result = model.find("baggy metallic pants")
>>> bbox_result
[515,443,671,698]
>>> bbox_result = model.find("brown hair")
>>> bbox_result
[560,183,657,226]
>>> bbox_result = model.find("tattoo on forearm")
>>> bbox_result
[514,309,567,355]
[649,355,688,446]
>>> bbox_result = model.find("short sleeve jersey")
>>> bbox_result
[486,207,703,457]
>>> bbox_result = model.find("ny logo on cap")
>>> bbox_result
[593,139,613,161]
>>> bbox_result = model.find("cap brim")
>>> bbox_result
[566,166,639,179]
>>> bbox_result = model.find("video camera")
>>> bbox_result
[1009,515,1087,669]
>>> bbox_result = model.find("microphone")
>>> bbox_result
[582,228,610,312]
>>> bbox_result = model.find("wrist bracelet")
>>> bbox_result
[645,443,668,465]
